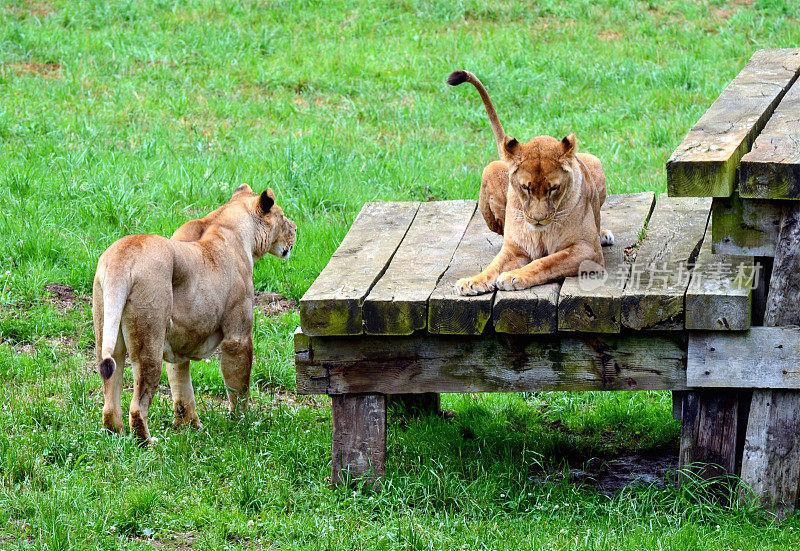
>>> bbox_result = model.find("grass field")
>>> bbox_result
[2,0,800,548]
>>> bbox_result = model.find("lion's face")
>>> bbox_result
[505,134,577,230]
[230,185,297,260]
[262,202,297,260]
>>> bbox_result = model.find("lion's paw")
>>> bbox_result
[455,276,495,296]
[600,228,615,246]
[496,271,532,291]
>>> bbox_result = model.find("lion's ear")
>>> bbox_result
[561,133,577,158]
[501,137,520,162]
[259,189,274,213]
[234,183,253,197]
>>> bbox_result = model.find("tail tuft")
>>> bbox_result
[447,70,470,86]
[99,358,115,379]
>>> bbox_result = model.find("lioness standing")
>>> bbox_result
[93,185,296,444]
[447,70,613,295]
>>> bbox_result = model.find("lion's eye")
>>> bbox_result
[549,186,560,195]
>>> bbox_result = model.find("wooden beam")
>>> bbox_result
[620,196,711,330]
[362,200,476,335]
[299,202,420,336]
[428,209,502,335]
[740,78,800,200]
[685,225,753,331]
[331,394,386,486]
[296,332,688,395]
[711,194,782,256]
[667,48,800,197]
[492,282,560,334]
[558,192,655,333]
[688,327,800,388]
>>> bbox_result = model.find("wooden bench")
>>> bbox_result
[296,48,800,516]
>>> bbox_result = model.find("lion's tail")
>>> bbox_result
[447,70,508,158]
[97,271,130,380]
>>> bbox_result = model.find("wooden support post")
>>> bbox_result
[679,390,749,481]
[388,393,441,417]
[331,394,386,486]
[740,204,800,518]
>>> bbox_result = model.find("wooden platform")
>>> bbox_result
[300,194,750,338]
[295,49,800,513]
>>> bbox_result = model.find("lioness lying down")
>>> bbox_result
[447,70,613,295]
[93,185,296,444]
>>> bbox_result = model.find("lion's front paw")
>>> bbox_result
[600,228,615,246]
[455,276,496,296]
[496,271,533,291]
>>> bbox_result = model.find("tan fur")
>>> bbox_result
[447,70,612,295]
[92,184,296,443]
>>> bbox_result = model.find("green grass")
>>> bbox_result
[2,0,800,548]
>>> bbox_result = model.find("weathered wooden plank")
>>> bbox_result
[558,192,655,333]
[362,200,476,335]
[620,196,711,330]
[667,48,800,197]
[685,225,753,331]
[688,327,800,389]
[296,332,688,395]
[740,204,800,518]
[331,394,386,486]
[740,78,800,200]
[711,194,782,256]
[428,209,502,335]
[492,282,560,334]
[300,202,420,336]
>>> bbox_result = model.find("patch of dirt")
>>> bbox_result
[596,30,621,41]
[44,283,88,311]
[253,291,297,317]
[534,452,678,496]
[5,1,53,18]
[4,62,61,79]
[1,284,90,355]
[131,531,198,550]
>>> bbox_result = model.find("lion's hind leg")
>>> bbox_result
[127,339,164,445]
[123,301,170,445]
[166,361,201,429]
